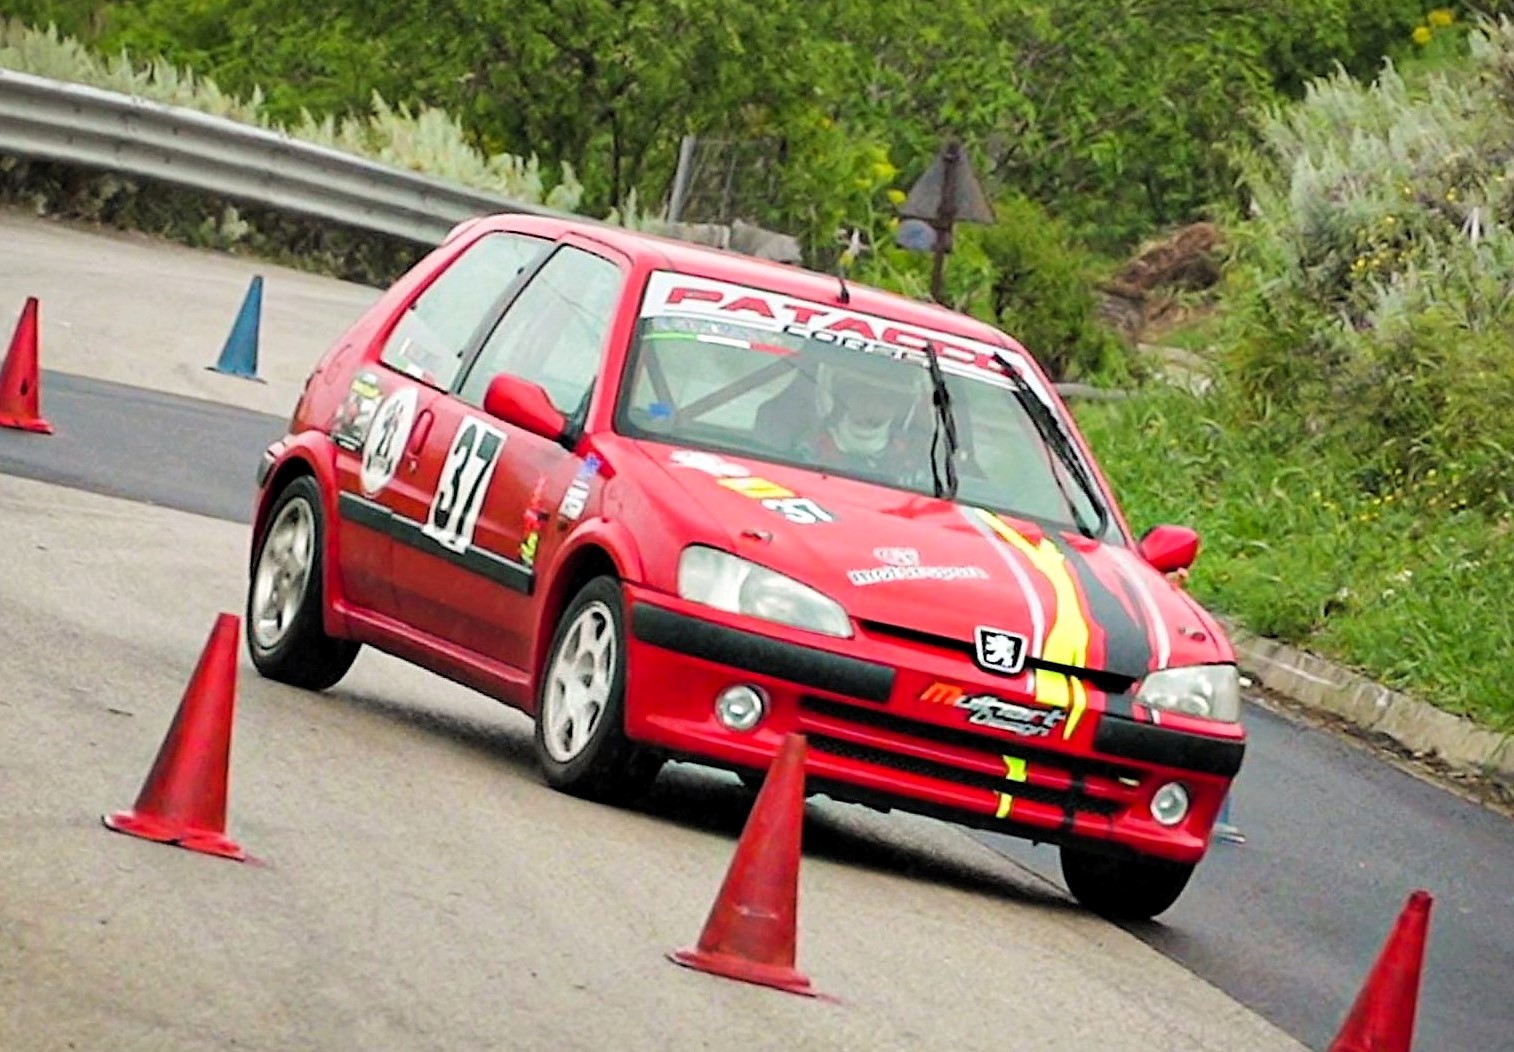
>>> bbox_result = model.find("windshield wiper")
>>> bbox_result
[921,341,959,499]
[988,350,1109,540]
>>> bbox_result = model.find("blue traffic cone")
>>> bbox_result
[1213,792,1246,845]
[207,276,265,382]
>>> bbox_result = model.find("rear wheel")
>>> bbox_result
[246,476,360,690]
[533,575,663,802]
[1058,844,1195,922]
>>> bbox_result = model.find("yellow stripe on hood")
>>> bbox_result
[975,510,1091,739]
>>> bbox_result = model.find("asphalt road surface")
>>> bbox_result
[980,706,1514,1051]
[2,369,1509,1051]
[0,370,287,522]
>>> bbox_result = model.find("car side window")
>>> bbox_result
[379,232,549,390]
[455,245,624,415]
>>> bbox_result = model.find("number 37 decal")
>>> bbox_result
[423,417,507,553]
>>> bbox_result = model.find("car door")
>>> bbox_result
[331,227,551,620]
[389,239,631,671]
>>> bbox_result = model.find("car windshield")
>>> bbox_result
[615,271,1117,540]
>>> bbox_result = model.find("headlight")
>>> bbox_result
[677,546,853,638]
[1136,664,1242,722]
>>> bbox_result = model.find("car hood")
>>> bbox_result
[640,443,1230,682]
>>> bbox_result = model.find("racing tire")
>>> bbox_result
[1058,845,1195,922]
[533,575,663,803]
[245,476,360,691]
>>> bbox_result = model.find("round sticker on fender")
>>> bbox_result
[360,386,419,495]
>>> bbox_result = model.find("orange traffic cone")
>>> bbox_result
[0,296,54,434]
[103,613,246,860]
[1328,890,1434,1052]
[668,733,825,998]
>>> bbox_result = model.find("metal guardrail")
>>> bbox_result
[0,67,575,245]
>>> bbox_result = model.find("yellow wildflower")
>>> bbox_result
[1413,25,1433,45]
[886,188,907,206]
[872,160,898,183]
[1428,8,1455,28]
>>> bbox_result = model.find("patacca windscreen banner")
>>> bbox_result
[635,271,1060,408]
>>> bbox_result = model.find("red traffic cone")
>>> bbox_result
[0,296,54,434]
[668,733,824,998]
[1328,890,1434,1052]
[103,613,246,860]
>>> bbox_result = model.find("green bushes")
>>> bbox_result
[2,0,1439,250]
[1081,14,1514,730]
[835,188,1130,382]
[3,2,1453,388]
[1221,15,1514,516]
[974,196,1129,382]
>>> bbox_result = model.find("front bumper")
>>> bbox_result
[623,589,1243,865]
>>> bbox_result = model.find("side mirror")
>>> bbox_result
[483,373,567,443]
[1138,524,1200,575]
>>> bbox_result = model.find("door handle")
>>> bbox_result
[408,409,434,454]
[404,409,434,472]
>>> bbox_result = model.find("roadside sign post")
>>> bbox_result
[896,138,995,304]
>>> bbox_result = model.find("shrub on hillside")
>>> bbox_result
[849,190,1131,384]
[1220,14,1514,512]
[975,194,1130,382]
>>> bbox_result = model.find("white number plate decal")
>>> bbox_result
[422,417,507,552]
[761,497,835,525]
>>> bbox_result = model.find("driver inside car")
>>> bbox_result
[795,351,931,481]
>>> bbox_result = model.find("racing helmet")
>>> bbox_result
[816,351,927,455]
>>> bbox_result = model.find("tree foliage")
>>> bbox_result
[1,0,1441,381]
[5,0,1433,245]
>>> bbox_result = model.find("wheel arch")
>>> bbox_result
[250,438,347,637]
[530,525,642,703]
[252,458,317,564]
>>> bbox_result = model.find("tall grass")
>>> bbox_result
[1077,386,1514,731]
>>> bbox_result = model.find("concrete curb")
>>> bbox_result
[1223,622,1514,790]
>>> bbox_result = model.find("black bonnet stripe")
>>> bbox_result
[1051,536,1152,681]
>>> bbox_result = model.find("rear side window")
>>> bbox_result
[380,232,549,390]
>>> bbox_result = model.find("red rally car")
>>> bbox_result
[246,211,1245,921]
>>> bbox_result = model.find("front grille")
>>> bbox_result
[799,696,1142,821]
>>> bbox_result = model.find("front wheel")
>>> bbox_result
[1058,844,1195,921]
[533,575,663,803]
[246,476,360,690]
